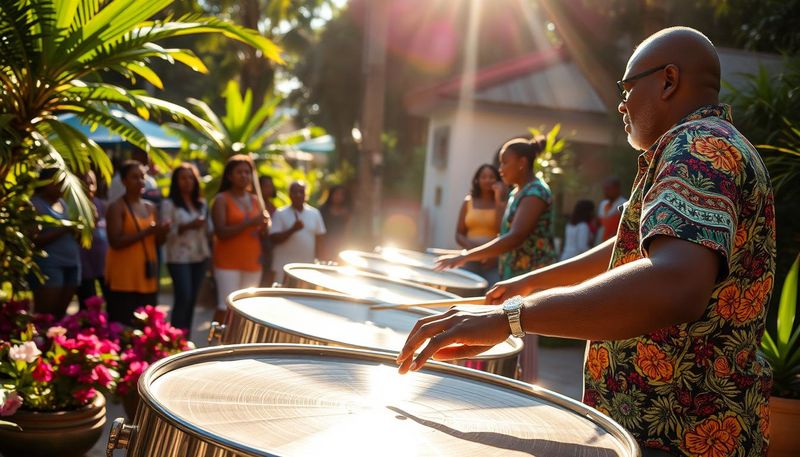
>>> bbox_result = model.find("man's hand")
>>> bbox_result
[396,305,510,374]
[485,276,535,304]
[434,253,466,271]
[291,216,304,232]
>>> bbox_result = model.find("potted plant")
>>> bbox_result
[116,305,194,418]
[0,299,121,457]
[760,254,800,457]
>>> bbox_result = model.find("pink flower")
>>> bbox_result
[93,365,114,388]
[84,296,104,311]
[8,341,41,363]
[0,390,23,416]
[72,388,96,404]
[32,360,54,382]
[61,364,82,377]
[46,326,67,339]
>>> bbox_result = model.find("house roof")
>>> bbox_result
[405,44,785,118]
[405,45,608,116]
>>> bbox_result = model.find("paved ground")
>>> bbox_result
[91,292,586,456]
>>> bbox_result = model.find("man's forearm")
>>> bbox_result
[518,237,616,292]
[520,241,716,340]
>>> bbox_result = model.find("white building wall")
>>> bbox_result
[421,106,612,249]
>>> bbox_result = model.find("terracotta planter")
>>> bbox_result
[0,393,106,457]
[769,395,800,457]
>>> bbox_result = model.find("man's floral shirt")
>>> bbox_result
[583,105,776,456]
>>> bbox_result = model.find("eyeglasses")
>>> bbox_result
[616,64,669,102]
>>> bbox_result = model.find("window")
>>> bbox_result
[431,126,450,170]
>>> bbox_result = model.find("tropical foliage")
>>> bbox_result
[0,0,281,295]
[760,256,800,398]
[166,79,326,200]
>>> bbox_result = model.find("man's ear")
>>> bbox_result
[662,64,679,100]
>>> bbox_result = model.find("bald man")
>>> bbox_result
[397,27,775,456]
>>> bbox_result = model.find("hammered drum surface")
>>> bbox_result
[232,295,518,358]
[285,266,457,303]
[149,354,630,457]
[339,250,486,291]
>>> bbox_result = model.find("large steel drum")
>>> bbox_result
[282,263,461,305]
[107,344,640,457]
[209,288,521,378]
[339,249,487,296]
[373,246,440,268]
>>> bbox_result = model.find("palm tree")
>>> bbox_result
[0,0,282,294]
[167,79,325,197]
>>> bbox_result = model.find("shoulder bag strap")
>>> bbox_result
[123,199,153,264]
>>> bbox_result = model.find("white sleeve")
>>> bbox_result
[160,200,179,236]
[270,210,286,234]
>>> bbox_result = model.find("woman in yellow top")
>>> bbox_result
[454,164,504,287]
[105,160,170,325]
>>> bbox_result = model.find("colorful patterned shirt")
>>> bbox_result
[498,178,557,280]
[583,104,776,456]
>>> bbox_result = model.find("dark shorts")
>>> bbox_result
[31,264,80,289]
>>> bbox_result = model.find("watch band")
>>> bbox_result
[502,295,526,338]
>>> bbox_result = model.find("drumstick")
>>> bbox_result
[369,296,485,310]
[250,162,267,214]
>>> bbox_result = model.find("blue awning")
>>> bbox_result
[57,110,182,150]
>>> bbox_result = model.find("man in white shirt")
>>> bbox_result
[269,181,326,284]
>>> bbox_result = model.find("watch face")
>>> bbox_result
[503,296,523,312]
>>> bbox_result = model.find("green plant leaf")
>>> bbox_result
[777,255,799,348]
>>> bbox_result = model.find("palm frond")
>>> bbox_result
[39,117,113,183]
[241,95,280,149]
[34,132,95,246]
[186,97,227,134]
[0,0,45,77]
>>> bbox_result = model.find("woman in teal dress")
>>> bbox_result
[435,137,557,382]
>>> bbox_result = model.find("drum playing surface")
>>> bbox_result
[232,294,518,359]
[374,246,440,268]
[148,348,634,457]
[284,264,459,304]
[340,250,487,291]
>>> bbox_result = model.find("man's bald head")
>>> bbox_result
[619,27,721,151]
[629,27,721,101]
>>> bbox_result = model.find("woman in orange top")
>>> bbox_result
[454,164,504,287]
[211,155,270,322]
[105,160,170,325]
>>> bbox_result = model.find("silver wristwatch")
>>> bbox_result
[502,295,526,338]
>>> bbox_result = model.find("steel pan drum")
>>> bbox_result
[211,288,521,378]
[107,345,639,457]
[283,263,461,304]
[339,250,487,296]
[373,246,441,268]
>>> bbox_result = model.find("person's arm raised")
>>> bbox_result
[397,235,719,372]
[486,236,616,303]
[435,195,544,270]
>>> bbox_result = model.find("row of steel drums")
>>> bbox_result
[107,247,640,456]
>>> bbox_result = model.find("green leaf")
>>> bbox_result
[121,62,164,90]
[0,420,21,431]
[55,0,80,30]
[777,255,799,348]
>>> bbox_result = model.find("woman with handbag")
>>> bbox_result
[105,160,170,325]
